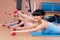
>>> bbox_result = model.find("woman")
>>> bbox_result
[18,9,60,35]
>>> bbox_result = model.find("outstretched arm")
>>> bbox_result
[18,11,35,21]
[19,21,47,32]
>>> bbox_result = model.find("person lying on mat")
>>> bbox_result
[17,9,60,34]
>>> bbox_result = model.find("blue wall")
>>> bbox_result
[41,2,60,12]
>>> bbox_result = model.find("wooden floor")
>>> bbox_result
[0,23,60,40]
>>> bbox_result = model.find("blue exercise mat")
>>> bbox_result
[30,31,60,36]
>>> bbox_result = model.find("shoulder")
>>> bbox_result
[41,19,48,28]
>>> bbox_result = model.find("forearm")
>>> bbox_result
[19,13,35,21]
[18,28,39,33]
[18,14,28,21]
[19,16,28,22]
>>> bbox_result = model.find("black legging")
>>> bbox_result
[55,15,60,23]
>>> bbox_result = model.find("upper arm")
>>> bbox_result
[32,20,48,31]
[33,23,46,30]
[27,21,47,32]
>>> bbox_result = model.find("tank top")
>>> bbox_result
[42,22,60,34]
